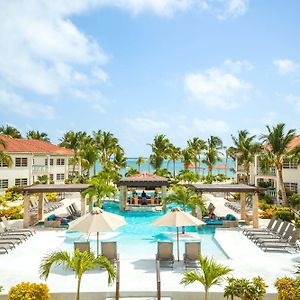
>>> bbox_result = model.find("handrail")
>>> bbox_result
[156,260,161,300]
[116,260,120,300]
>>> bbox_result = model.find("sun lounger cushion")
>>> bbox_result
[47,214,56,221]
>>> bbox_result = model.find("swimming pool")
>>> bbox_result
[62,202,228,260]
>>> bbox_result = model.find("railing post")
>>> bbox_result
[156,260,161,300]
[116,260,120,300]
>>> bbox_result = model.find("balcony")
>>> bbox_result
[257,167,276,176]
[32,165,48,173]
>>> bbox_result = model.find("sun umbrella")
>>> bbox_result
[152,207,204,261]
[68,207,127,256]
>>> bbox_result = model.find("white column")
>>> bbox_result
[240,192,246,220]
[119,186,127,211]
[37,193,44,221]
[81,194,87,216]
[252,193,259,228]
[23,194,31,228]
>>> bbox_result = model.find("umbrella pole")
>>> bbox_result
[177,227,179,262]
[97,232,99,256]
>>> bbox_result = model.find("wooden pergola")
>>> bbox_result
[21,184,91,228]
[189,184,263,228]
[117,173,170,211]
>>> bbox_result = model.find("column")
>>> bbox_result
[240,192,246,220]
[37,193,44,221]
[89,195,95,212]
[161,185,167,209]
[252,192,259,228]
[23,193,31,228]
[81,194,87,216]
[119,186,127,211]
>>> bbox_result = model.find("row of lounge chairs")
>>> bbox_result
[156,241,201,269]
[30,198,63,214]
[66,203,81,219]
[0,216,35,254]
[74,240,201,270]
[224,199,252,214]
[243,217,300,253]
[75,241,119,266]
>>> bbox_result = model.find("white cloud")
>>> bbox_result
[223,59,254,73]
[285,94,300,111]
[260,111,277,125]
[273,59,298,75]
[123,117,169,132]
[193,118,230,134]
[0,89,54,119]
[184,68,251,109]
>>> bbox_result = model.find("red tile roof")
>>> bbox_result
[0,134,74,155]
[126,172,168,181]
[287,135,300,151]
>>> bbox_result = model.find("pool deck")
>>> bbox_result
[0,194,299,299]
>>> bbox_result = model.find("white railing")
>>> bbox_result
[32,165,48,173]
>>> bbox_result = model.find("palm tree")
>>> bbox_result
[26,130,50,142]
[136,156,145,172]
[40,249,116,300]
[0,138,13,167]
[0,125,22,138]
[230,130,261,184]
[164,185,203,212]
[181,148,194,169]
[60,131,87,177]
[260,123,296,206]
[203,136,223,176]
[93,130,119,168]
[187,138,207,175]
[148,134,170,172]
[125,167,139,177]
[166,144,181,177]
[113,146,127,171]
[79,137,98,179]
[176,169,200,183]
[181,255,232,300]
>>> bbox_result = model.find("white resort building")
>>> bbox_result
[235,135,300,198]
[0,134,76,193]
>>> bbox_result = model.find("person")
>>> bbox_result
[141,190,146,198]
[210,212,216,220]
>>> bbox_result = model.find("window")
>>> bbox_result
[284,182,298,193]
[49,174,54,181]
[56,173,65,181]
[15,157,28,167]
[283,159,298,169]
[0,179,8,189]
[0,161,8,167]
[15,178,28,186]
[57,158,65,166]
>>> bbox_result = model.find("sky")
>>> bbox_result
[0,0,300,156]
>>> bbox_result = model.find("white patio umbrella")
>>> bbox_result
[68,207,127,256]
[152,207,204,261]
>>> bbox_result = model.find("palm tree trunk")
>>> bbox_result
[277,168,287,206]
[173,160,176,178]
[208,165,213,176]
[205,287,208,300]
[138,164,141,172]
[76,276,82,300]
[94,164,96,176]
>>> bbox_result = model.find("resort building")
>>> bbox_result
[0,134,76,193]
[235,135,300,199]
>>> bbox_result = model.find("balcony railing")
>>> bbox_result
[266,189,277,199]
[32,165,48,173]
[257,167,276,176]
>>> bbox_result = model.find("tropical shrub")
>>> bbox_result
[295,217,300,229]
[287,194,300,210]
[8,282,50,300]
[0,205,23,219]
[0,285,3,292]
[224,276,267,300]
[275,208,294,222]
[0,195,7,207]
[45,192,58,202]
[274,277,300,300]
[259,208,276,219]
[260,194,274,205]
[258,203,274,211]
[4,186,22,202]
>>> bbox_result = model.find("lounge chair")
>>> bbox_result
[252,221,289,243]
[101,241,119,265]
[0,242,15,254]
[1,216,35,236]
[255,223,294,246]
[156,241,174,269]
[248,219,282,240]
[261,228,300,252]
[71,203,81,217]
[243,217,276,236]
[74,241,90,253]
[183,242,201,269]
[0,226,27,242]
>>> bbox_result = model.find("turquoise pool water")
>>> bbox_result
[62,202,228,260]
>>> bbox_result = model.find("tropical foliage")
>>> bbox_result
[40,249,116,300]
[26,130,50,142]
[0,138,13,167]
[203,136,223,175]
[0,125,22,138]
[181,255,232,300]
[8,282,50,300]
